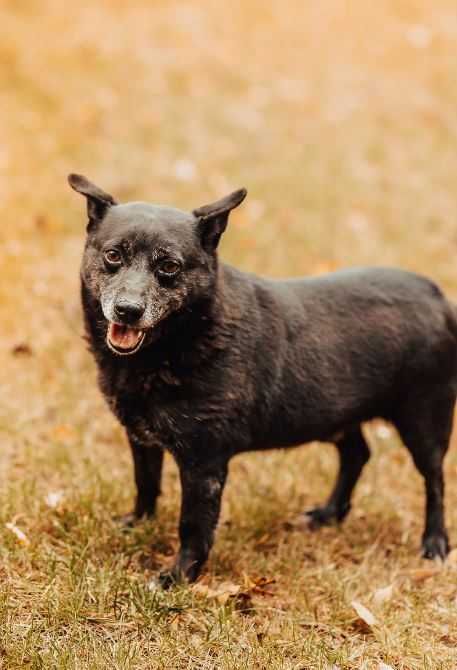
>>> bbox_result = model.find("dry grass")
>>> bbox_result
[2,1,457,668]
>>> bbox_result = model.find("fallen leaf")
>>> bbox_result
[242,573,257,591]
[45,490,64,508]
[192,576,268,610]
[192,581,240,605]
[214,581,241,604]
[440,633,457,647]
[11,342,33,356]
[50,424,77,444]
[191,583,217,598]
[34,214,48,230]
[373,584,394,606]
[251,576,276,596]
[5,522,30,545]
[408,568,439,583]
[351,600,377,631]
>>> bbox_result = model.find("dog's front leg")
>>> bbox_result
[159,460,228,587]
[118,435,164,526]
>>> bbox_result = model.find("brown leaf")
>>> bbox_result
[34,214,48,230]
[192,581,240,605]
[440,633,457,647]
[215,581,241,605]
[242,573,257,591]
[351,600,377,632]
[11,342,33,357]
[242,573,276,595]
[192,576,268,611]
[408,568,439,583]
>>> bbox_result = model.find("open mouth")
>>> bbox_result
[106,322,146,356]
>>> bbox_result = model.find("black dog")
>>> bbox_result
[69,173,456,585]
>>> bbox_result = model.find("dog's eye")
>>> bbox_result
[159,260,180,276]
[104,249,122,266]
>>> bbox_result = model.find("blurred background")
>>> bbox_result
[3,0,457,443]
[2,2,457,665]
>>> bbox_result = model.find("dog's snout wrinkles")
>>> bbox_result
[114,300,145,324]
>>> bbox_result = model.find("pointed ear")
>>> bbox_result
[193,188,247,252]
[68,174,117,230]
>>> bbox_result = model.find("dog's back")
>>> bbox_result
[209,265,457,449]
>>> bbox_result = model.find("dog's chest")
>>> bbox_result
[99,363,232,452]
[101,367,175,427]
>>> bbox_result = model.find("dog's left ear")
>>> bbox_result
[193,188,247,252]
[68,174,117,231]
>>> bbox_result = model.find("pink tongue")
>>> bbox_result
[108,323,142,350]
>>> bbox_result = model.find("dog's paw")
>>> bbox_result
[158,552,202,588]
[304,503,350,530]
[305,507,338,530]
[422,533,450,560]
[158,569,181,590]
[114,508,156,528]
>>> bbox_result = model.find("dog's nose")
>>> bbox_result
[114,300,145,324]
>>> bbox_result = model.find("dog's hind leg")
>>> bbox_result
[394,386,454,560]
[118,435,164,526]
[305,425,370,529]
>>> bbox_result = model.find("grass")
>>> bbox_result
[2,1,457,667]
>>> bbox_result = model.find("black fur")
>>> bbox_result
[69,174,457,585]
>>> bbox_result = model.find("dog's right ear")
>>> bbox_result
[193,188,247,252]
[68,174,117,231]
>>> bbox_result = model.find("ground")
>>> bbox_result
[2,1,457,668]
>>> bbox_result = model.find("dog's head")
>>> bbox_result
[69,174,247,356]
